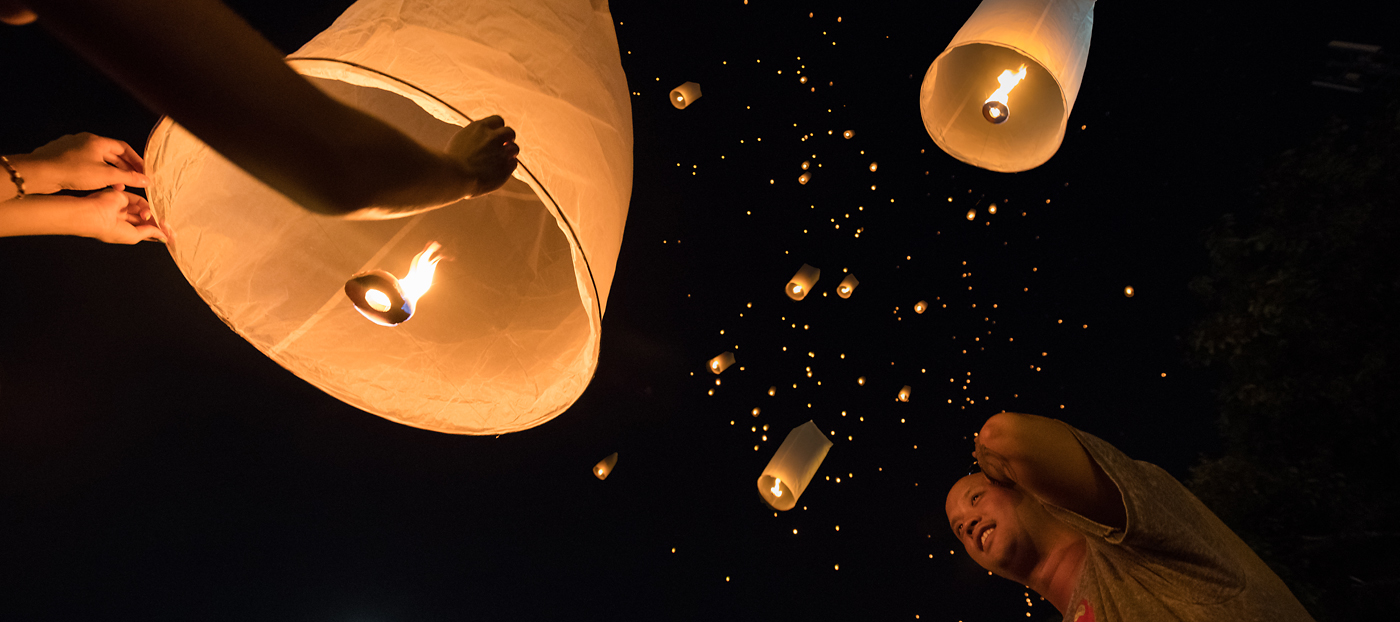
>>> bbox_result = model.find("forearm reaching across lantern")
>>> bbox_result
[973,412,1126,529]
[14,0,518,218]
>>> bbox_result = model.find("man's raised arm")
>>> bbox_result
[974,412,1127,530]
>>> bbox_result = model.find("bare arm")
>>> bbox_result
[16,0,517,218]
[974,412,1127,529]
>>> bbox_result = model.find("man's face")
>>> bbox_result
[945,473,1034,578]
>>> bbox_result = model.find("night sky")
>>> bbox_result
[0,1,1390,620]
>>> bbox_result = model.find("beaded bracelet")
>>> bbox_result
[0,155,24,200]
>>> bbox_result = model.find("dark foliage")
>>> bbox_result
[1187,96,1400,621]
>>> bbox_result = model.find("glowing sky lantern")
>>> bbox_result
[857,376,866,386]
[914,300,928,314]
[798,172,811,185]
[708,352,736,374]
[801,161,811,170]
[967,208,977,221]
[145,0,632,435]
[1124,286,1135,297]
[919,0,1097,172]
[671,81,702,109]
[594,452,619,480]
[757,421,833,511]
[897,385,912,402]
[842,130,855,139]
[868,162,878,172]
[988,203,998,214]
[836,274,859,299]
[786,264,821,301]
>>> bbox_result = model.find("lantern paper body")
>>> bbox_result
[837,274,859,299]
[786,264,821,301]
[145,0,632,435]
[594,452,618,480]
[898,385,912,402]
[919,0,1096,172]
[708,352,736,375]
[671,81,702,109]
[757,421,833,511]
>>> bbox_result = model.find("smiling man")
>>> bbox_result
[946,412,1315,622]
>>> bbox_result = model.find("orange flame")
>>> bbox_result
[399,242,443,304]
[985,65,1028,109]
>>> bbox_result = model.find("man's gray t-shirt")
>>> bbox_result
[1042,423,1315,622]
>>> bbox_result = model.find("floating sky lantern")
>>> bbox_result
[857,376,866,386]
[988,203,998,214]
[757,421,833,511]
[671,81,702,109]
[801,161,811,170]
[919,0,1096,172]
[798,172,811,185]
[967,208,977,220]
[1124,286,1135,297]
[914,300,928,314]
[868,162,878,172]
[145,0,632,435]
[842,130,854,139]
[768,386,777,396]
[897,385,912,402]
[786,264,821,301]
[836,274,859,299]
[594,452,618,480]
[708,352,736,374]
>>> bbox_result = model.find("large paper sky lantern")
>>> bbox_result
[145,0,632,435]
[757,421,833,511]
[919,0,1096,172]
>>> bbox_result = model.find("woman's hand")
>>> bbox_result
[8,133,150,195]
[76,184,166,244]
[446,115,519,197]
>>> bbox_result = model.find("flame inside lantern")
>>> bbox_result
[344,242,444,326]
[771,477,784,497]
[981,65,1027,124]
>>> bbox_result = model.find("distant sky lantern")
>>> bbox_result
[594,452,619,480]
[1124,286,1135,297]
[919,0,1097,172]
[146,0,633,435]
[786,264,821,301]
[671,81,702,109]
[768,386,777,396]
[966,208,977,221]
[837,274,860,299]
[801,161,811,170]
[708,352,736,374]
[857,376,866,386]
[798,172,811,185]
[914,300,928,314]
[897,385,912,402]
[757,421,834,511]
[868,162,878,172]
[843,130,855,139]
[988,203,998,214]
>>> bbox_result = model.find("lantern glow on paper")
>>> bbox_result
[344,242,443,326]
[919,0,1096,172]
[757,420,833,511]
[837,274,859,299]
[594,452,618,480]
[708,352,736,374]
[786,264,821,301]
[671,81,702,109]
[145,0,632,435]
[897,385,912,402]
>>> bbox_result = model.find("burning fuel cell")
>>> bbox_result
[345,242,443,326]
[918,0,1097,172]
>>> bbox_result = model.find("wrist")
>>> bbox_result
[3,154,59,195]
